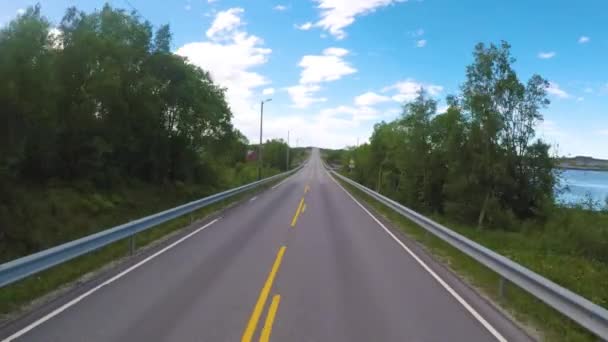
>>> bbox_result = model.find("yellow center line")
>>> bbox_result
[290,197,305,227]
[302,203,307,214]
[259,295,281,342]
[242,247,286,342]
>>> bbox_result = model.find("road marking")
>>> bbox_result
[304,184,310,193]
[1,219,220,342]
[272,174,294,189]
[242,246,286,342]
[259,294,281,342]
[290,198,305,227]
[302,203,307,214]
[327,172,508,342]
[250,196,258,202]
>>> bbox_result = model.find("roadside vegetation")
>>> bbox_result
[323,41,608,341]
[0,4,305,264]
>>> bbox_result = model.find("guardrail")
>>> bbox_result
[329,170,608,339]
[0,166,302,288]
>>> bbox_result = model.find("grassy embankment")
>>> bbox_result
[334,175,607,342]
[0,164,287,318]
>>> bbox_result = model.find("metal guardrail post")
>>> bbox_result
[129,235,136,256]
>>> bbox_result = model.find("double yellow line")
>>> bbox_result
[290,184,310,228]
[241,184,311,341]
[242,247,286,342]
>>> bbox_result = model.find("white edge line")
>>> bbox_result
[249,196,258,202]
[271,173,294,189]
[2,218,220,342]
[326,171,508,342]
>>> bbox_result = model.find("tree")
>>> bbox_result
[461,41,554,227]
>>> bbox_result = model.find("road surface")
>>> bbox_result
[0,149,533,341]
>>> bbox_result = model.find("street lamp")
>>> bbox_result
[258,98,272,180]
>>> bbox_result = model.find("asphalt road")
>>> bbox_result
[0,149,533,342]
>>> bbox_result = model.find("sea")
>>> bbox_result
[557,169,608,208]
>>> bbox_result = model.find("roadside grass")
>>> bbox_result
[0,175,286,319]
[336,178,601,342]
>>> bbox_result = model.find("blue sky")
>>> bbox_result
[2,0,608,157]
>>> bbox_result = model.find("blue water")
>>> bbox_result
[557,169,608,208]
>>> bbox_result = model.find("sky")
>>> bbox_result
[2,0,608,158]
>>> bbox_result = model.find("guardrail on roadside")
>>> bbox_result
[0,166,302,288]
[329,170,608,339]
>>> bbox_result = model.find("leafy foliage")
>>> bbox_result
[343,42,556,229]
[0,5,258,256]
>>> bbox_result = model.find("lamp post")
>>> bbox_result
[258,98,272,180]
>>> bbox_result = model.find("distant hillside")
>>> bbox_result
[558,156,608,171]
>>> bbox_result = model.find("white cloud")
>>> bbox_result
[411,28,424,37]
[208,0,218,3]
[17,8,25,15]
[184,4,191,11]
[176,8,272,140]
[584,87,593,93]
[576,97,584,102]
[416,39,427,48]
[296,22,313,30]
[262,88,275,95]
[383,79,444,102]
[354,91,390,106]
[206,8,244,40]
[538,51,556,59]
[286,47,356,108]
[546,82,570,99]
[313,0,406,39]
[286,84,327,108]
[274,5,287,11]
[320,105,380,122]
[598,129,608,136]
[298,47,356,84]
[578,36,590,44]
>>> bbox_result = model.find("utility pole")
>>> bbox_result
[286,130,290,170]
[258,98,272,180]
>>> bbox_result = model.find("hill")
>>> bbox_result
[558,156,608,171]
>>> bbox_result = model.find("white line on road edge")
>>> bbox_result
[271,173,295,189]
[249,196,258,202]
[2,218,220,342]
[327,171,508,342]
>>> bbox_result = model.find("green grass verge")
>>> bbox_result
[0,176,285,319]
[335,177,600,342]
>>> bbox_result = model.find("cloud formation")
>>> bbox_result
[287,47,356,107]
[176,8,272,140]
[546,82,570,99]
[354,91,391,106]
[538,51,556,59]
[296,22,313,30]
[312,0,406,39]
[383,79,444,102]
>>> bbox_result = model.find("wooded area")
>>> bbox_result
[326,41,608,265]
[335,42,556,229]
[0,5,299,261]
